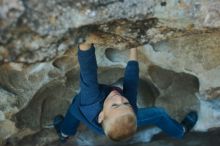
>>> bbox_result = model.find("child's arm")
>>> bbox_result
[78,42,100,105]
[123,48,139,113]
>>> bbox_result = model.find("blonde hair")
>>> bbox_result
[102,113,137,141]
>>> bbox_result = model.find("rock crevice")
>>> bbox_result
[1,0,220,145]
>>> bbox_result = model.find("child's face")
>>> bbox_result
[98,90,135,123]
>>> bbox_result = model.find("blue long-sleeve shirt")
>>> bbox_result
[69,45,139,135]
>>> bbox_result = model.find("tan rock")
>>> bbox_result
[0,120,17,140]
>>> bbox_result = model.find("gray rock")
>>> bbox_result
[0,0,220,145]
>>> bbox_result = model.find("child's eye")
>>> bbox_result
[123,102,130,106]
[111,104,119,108]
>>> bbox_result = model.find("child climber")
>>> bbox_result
[53,40,198,143]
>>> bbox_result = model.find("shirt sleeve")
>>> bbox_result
[123,60,139,113]
[78,45,100,105]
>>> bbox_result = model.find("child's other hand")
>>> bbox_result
[85,33,100,44]
[129,48,137,61]
[79,33,100,50]
[79,42,92,51]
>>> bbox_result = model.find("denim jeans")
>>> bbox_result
[137,107,184,139]
[60,107,80,136]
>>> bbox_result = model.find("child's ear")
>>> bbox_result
[98,111,104,124]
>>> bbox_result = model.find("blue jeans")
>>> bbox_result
[60,107,184,139]
[137,107,184,139]
[60,107,80,136]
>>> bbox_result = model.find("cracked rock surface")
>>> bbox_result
[1,0,220,145]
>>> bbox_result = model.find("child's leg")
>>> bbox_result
[137,107,184,139]
[60,108,80,136]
